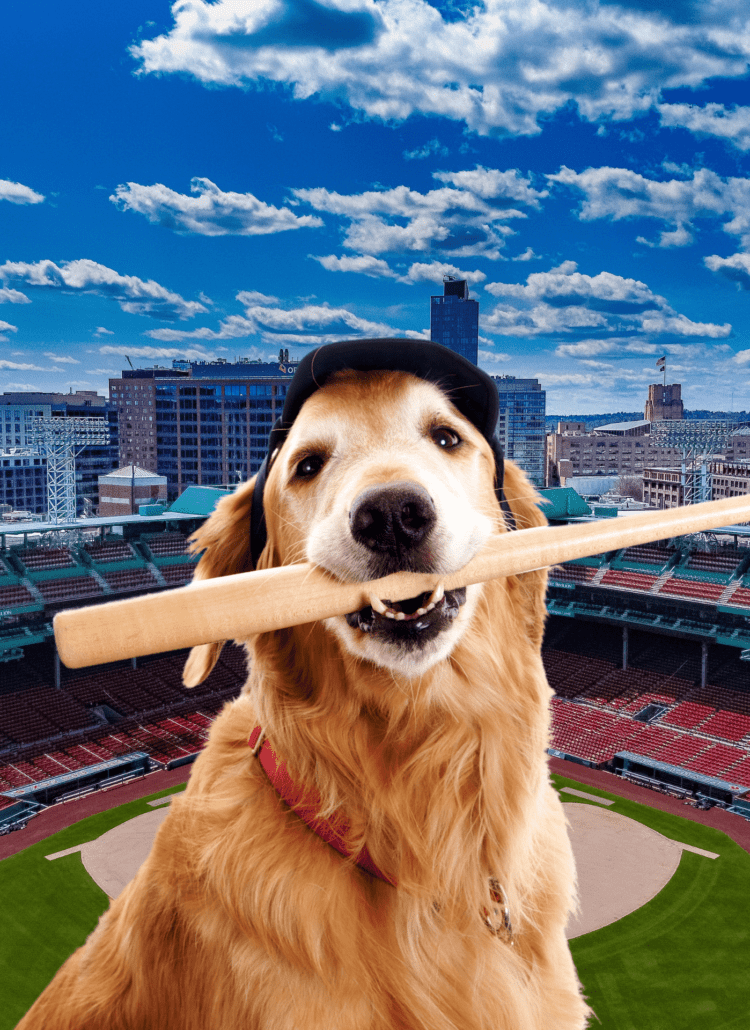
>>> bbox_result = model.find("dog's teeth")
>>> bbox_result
[415,606,427,616]
[394,611,406,621]
[369,595,388,615]
[427,583,445,606]
[384,610,396,619]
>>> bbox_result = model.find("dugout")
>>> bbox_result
[613,750,746,807]
[0,751,150,807]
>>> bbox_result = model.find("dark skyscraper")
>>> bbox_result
[430,277,479,364]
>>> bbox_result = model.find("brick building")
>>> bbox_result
[97,465,168,516]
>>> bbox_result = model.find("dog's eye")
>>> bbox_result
[295,454,326,479]
[431,427,461,449]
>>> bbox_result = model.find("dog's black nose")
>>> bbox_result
[350,482,436,557]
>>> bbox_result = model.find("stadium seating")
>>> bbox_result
[686,550,742,574]
[661,701,715,730]
[600,570,658,592]
[549,564,596,584]
[726,586,750,609]
[658,577,725,602]
[17,546,76,571]
[102,568,157,593]
[683,743,749,779]
[144,532,190,557]
[34,576,103,603]
[0,584,37,608]
[84,540,135,563]
[621,545,674,565]
[158,563,194,585]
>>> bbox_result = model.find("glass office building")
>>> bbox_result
[112,356,298,500]
[492,376,546,488]
[430,278,479,364]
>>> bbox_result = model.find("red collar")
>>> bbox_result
[249,726,394,885]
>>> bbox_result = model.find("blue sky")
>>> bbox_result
[2,0,750,413]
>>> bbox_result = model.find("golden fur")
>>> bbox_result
[18,370,592,1029]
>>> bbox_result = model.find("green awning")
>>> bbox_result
[537,487,592,521]
[167,485,231,517]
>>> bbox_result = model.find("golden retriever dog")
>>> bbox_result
[18,352,592,1029]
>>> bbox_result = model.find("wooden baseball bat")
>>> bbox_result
[53,494,750,669]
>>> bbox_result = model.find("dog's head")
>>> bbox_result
[184,350,547,686]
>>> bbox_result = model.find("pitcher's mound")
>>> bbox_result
[79,801,683,938]
[564,802,682,938]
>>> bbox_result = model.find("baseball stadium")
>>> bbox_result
[2,487,750,1029]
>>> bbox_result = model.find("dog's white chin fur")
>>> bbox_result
[323,582,483,678]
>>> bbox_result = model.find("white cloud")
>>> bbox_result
[111,177,323,236]
[482,262,731,338]
[659,103,750,152]
[311,253,399,278]
[705,252,750,291]
[555,339,622,358]
[0,360,50,371]
[403,138,448,161]
[432,167,547,206]
[0,287,31,304]
[94,326,114,335]
[44,352,80,364]
[404,262,486,285]
[0,258,207,321]
[511,247,537,262]
[535,372,597,387]
[235,290,280,305]
[478,349,512,363]
[483,302,607,337]
[99,344,223,361]
[0,179,44,205]
[143,295,402,347]
[131,0,750,137]
[639,312,731,338]
[0,320,18,336]
[294,168,535,265]
[549,166,750,249]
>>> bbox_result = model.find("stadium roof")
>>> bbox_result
[594,419,650,433]
[167,485,231,516]
[538,488,592,520]
[0,510,198,543]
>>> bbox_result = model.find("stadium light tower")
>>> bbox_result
[31,417,110,524]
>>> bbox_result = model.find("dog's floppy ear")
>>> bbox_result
[182,476,258,688]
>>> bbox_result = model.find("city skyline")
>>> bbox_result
[2,1,750,414]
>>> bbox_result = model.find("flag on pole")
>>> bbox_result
[656,356,666,365]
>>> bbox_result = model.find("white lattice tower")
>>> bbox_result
[680,436,724,506]
[31,418,110,523]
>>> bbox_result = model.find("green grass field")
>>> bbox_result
[1,775,748,1030]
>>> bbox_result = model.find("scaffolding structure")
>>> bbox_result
[30,418,110,523]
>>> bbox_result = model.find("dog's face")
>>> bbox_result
[262,370,502,677]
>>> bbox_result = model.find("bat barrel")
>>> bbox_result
[53,494,750,669]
